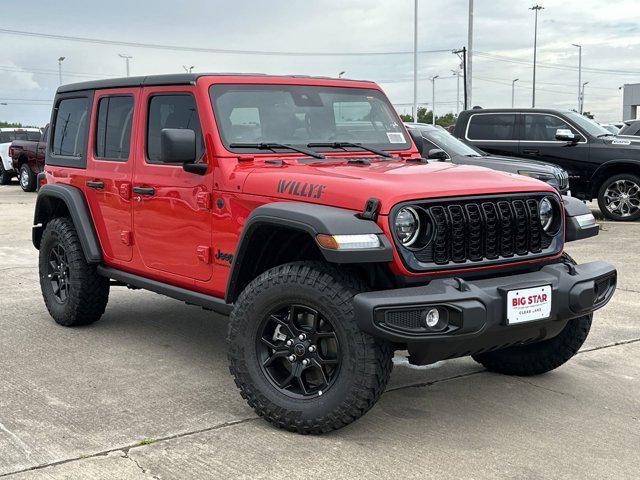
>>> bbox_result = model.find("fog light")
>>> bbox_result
[425,308,440,328]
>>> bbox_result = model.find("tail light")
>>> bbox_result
[8,146,14,158]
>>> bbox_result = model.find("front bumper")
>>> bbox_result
[353,261,616,365]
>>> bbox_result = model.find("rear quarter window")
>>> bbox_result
[48,95,91,167]
[467,114,516,141]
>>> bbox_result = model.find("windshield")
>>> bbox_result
[420,127,480,157]
[209,84,410,153]
[564,111,612,137]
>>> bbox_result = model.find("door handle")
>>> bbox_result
[522,149,540,155]
[132,186,155,196]
[86,180,105,189]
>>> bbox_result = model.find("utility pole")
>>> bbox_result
[413,0,418,122]
[467,0,473,107]
[453,47,468,110]
[572,44,582,111]
[452,69,461,114]
[118,54,132,77]
[512,78,519,108]
[430,75,439,125]
[580,81,589,114]
[57,56,65,85]
[530,4,544,107]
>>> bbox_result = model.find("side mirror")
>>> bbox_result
[160,128,196,163]
[555,128,579,143]
[427,148,449,161]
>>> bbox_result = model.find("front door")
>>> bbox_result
[132,87,212,282]
[519,113,591,195]
[85,89,136,262]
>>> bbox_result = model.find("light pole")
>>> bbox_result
[337,71,346,78]
[413,0,418,122]
[530,4,544,107]
[430,75,439,125]
[57,56,65,85]
[511,78,519,108]
[183,65,195,73]
[572,44,582,112]
[467,0,474,107]
[118,54,132,77]
[452,70,461,114]
[580,81,589,114]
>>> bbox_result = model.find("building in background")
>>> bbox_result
[622,83,640,120]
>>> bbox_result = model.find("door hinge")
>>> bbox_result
[196,246,212,264]
[120,230,132,246]
[120,183,131,200]
[196,191,212,210]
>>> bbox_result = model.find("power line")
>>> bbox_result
[0,28,455,57]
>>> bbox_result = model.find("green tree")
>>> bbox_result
[399,108,457,128]
[0,121,23,128]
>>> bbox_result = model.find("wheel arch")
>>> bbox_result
[590,159,640,198]
[224,202,394,303]
[33,184,102,263]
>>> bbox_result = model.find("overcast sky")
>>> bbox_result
[3,0,640,126]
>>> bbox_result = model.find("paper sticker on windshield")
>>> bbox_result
[612,139,631,145]
[387,132,405,143]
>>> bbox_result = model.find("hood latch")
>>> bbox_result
[360,197,380,221]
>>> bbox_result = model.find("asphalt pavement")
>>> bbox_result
[0,183,638,479]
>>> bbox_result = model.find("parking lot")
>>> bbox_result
[0,183,638,479]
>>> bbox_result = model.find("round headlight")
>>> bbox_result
[539,197,555,232]
[394,207,420,246]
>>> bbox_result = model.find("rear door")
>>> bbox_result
[464,112,519,157]
[85,89,137,262]
[132,86,212,282]
[519,112,591,193]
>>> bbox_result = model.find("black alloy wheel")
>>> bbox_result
[47,242,70,303]
[257,304,341,398]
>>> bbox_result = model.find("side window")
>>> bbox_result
[42,126,49,143]
[467,114,516,141]
[523,114,576,141]
[95,96,134,160]
[52,97,90,158]
[146,94,203,164]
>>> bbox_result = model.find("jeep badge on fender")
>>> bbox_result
[33,73,616,434]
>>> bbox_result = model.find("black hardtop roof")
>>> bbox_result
[56,73,374,94]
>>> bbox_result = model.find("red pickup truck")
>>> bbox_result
[9,125,48,191]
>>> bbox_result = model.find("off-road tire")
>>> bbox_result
[39,217,110,326]
[472,314,592,376]
[228,261,393,434]
[19,164,36,192]
[0,160,13,185]
[597,173,640,221]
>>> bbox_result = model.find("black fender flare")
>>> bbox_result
[32,184,103,263]
[562,195,598,242]
[225,201,393,303]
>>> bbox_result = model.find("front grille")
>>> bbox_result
[556,169,569,191]
[399,193,562,270]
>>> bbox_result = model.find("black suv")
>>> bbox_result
[453,108,640,221]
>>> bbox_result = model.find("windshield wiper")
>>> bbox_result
[307,142,393,158]
[229,142,325,159]
[597,133,614,138]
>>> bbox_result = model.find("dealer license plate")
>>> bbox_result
[506,285,552,325]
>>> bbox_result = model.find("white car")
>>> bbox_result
[0,128,41,184]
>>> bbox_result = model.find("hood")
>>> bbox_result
[452,154,562,174]
[242,157,556,214]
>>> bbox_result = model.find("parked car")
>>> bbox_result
[405,122,569,194]
[33,74,615,433]
[618,119,640,137]
[600,123,621,135]
[453,108,640,221]
[0,127,41,185]
[9,125,49,191]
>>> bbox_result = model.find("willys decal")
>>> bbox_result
[277,179,325,199]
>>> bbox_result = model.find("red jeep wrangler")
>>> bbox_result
[33,74,616,433]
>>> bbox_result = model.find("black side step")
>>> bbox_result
[96,265,233,316]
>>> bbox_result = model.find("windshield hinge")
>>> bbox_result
[237,155,254,162]
[360,198,380,221]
